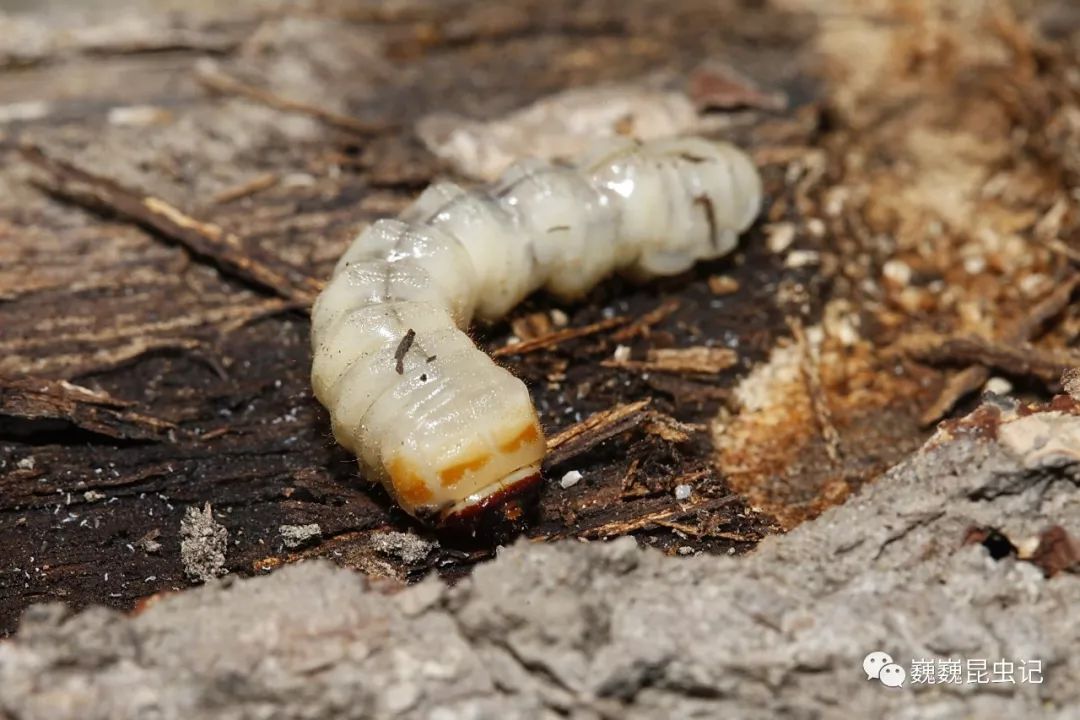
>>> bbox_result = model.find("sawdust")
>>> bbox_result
[713,0,1076,526]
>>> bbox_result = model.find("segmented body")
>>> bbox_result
[311,136,762,530]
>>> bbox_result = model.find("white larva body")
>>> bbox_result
[311,136,762,528]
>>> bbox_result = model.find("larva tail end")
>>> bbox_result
[436,466,543,545]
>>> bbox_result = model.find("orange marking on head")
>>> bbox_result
[387,457,434,505]
[497,423,542,453]
[438,453,492,487]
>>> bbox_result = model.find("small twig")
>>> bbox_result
[21,145,322,306]
[706,530,759,542]
[602,346,738,376]
[1031,198,1080,264]
[569,493,740,540]
[610,298,680,342]
[618,457,644,498]
[652,519,702,536]
[72,25,241,56]
[921,274,1080,425]
[195,62,389,137]
[897,333,1080,383]
[492,316,627,357]
[751,145,817,167]
[212,173,280,205]
[1010,274,1080,338]
[544,399,651,469]
[197,426,232,442]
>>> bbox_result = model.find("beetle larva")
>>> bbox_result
[311,136,762,534]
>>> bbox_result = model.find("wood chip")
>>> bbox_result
[544,399,651,469]
[643,413,697,443]
[921,274,1080,425]
[707,275,740,295]
[510,312,554,342]
[602,346,738,375]
[212,173,280,205]
[618,457,644,498]
[0,376,176,441]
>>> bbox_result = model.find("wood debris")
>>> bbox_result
[21,145,322,306]
[212,173,280,205]
[70,20,241,56]
[567,491,739,540]
[610,299,680,342]
[708,275,740,295]
[618,457,644,498]
[0,376,176,441]
[643,413,697,444]
[603,346,738,375]
[492,316,626,357]
[510,312,554,342]
[896,333,1080,385]
[920,274,1080,425]
[544,399,651,469]
[967,524,1079,578]
[789,318,841,464]
[195,61,389,137]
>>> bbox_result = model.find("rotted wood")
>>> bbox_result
[10,0,1069,637]
[0,377,176,442]
[21,145,322,306]
[0,0,810,634]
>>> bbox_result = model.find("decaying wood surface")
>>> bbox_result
[3,0,1080,634]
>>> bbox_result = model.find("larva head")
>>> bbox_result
[373,375,548,541]
[435,464,544,543]
[384,434,546,542]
